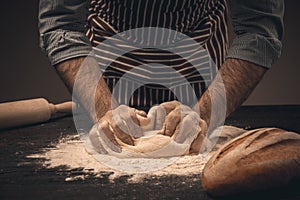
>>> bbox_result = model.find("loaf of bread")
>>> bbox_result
[202,128,300,197]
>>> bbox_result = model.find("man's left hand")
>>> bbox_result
[146,101,208,153]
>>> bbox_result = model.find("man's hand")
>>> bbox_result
[159,101,208,153]
[97,105,150,146]
[146,101,208,154]
[159,101,185,136]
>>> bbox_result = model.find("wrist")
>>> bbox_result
[192,100,210,128]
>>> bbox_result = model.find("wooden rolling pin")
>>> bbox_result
[0,98,74,129]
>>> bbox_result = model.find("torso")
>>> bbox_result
[85,0,229,108]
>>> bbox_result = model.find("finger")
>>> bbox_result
[97,120,122,152]
[172,112,200,144]
[135,109,147,117]
[134,109,151,128]
[162,105,194,136]
[108,108,135,145]
[162,107,181,136]
[120,107,143,138]
[129,108,143,126]
[113,106,144,138]
[89,124,109,154]
[190,118,208,154]
[148,105,166,130]
[110,119,135,145]
[143,105,159,131]
[151,105,166,130]
[160,100,181,114]
[136,114,151,127]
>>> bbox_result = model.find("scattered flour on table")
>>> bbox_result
[27,135,213,182]
[27,126,245,182]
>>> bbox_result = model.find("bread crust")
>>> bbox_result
[202,128,300,197]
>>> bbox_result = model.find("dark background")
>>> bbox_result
[0,0,299,105]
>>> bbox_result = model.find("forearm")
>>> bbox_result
[197,58,267,133]
[56,57,117,123]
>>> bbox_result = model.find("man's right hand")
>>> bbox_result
[97,105,150,146]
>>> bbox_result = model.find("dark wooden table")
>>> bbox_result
[0,106,299,200]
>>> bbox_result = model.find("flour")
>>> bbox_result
[27,126,245,182]
[27,134,211,182]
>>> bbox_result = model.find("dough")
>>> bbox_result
[88,105,207,158]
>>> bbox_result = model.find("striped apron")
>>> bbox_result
[85,0,228,110]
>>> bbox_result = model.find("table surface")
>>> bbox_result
[0,105,299,200]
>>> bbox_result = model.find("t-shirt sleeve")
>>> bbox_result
[38,0,92,66]
[227,0,284,68]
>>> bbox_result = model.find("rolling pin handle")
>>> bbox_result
[54,102,74,113]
